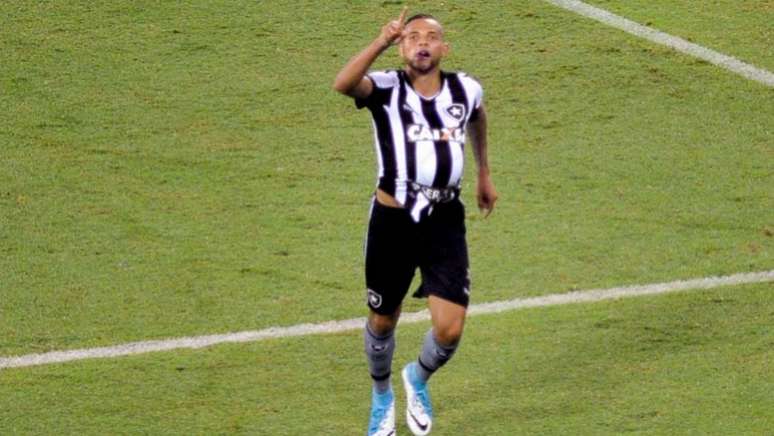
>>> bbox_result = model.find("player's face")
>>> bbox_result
[399,18,448,74]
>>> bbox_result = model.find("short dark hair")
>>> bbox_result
[405,13,439,25]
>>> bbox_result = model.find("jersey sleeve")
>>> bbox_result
[460,73,484,122]
[355,70,398,109]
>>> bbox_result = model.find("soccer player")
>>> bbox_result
[333,7,498,435]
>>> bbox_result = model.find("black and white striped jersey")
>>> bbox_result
[356,69,483,221]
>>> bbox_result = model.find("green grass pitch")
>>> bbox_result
[1,0,772,434]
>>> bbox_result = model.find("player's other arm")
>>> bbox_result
[468,104,498,216]
[332,7,408,99]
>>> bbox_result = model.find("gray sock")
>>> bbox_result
[416,329,459,383]
[365,323,395,393]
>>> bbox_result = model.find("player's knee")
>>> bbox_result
[368,311,399,336]
[434,319,464,346]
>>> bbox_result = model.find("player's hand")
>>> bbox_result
[476,172,498,218]
[378,6,408,47]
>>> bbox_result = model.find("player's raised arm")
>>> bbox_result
[332,7,408,99]
[468,103,498,217]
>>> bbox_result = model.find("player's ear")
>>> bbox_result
[441,42,450,57]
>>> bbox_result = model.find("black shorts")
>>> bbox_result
[364,197,470,315]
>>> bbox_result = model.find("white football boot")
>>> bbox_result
[401,362,433,435]
[367,388,396,436]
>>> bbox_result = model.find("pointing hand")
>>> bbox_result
[379,6,408,47]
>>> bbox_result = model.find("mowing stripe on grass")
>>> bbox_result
[1,270,772,370]
[542,0,774,87]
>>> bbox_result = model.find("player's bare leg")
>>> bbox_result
[368,306,401,336]
[427,295,466,346]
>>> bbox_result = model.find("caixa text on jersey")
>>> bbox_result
[407,124,464,143]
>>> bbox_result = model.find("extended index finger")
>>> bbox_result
[398,6,408,24]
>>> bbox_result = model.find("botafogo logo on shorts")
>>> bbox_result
[367,289,382,308]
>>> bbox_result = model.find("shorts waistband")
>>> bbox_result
[409,182,459,204]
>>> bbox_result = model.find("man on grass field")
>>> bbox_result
[333,7,498,435]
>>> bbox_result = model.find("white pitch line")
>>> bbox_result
[1,270,772,370]
[542,0,774,87]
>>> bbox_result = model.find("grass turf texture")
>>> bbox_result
[1,283,772,434]
[584,0,774,73]
[2,0,771,356]
[0,0,772,432]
